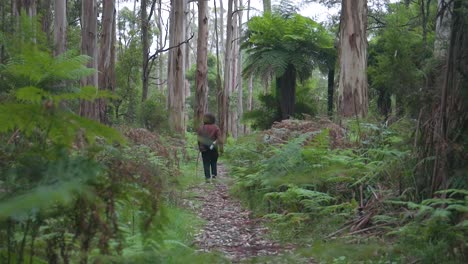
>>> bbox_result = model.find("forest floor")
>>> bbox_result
[183,163,316,263]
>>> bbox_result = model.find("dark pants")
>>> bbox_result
[201,149,218,179]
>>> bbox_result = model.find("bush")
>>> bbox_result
[138,93,170,133]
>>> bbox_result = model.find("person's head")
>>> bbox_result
[203,113,216,125]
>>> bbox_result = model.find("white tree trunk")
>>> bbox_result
[54,0,66,56]
[230,0,239,138]
[337,0,368,118]
[168,0,187,134]
[237,0,244,135]
[221,0,233,141]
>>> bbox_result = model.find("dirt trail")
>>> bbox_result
[185,163,314,263]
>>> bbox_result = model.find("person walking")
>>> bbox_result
[197,113,221,182]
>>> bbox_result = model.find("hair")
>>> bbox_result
[203,113,216,124]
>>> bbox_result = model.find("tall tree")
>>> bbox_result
[98,0,116,124]
[168,0,187,133]
[427,0,468,194]
[54,0,66,56]
[15,0,36,17]
[221,0,233,142]
[243,13,333,120]
[194,0,209,130]
[434,0,452,59]
[337,0,368,118]
[237,0,244,134]
[80,0,99,120]
[141,0,149,101]
[263,0,271,13]
[230,0,239,138]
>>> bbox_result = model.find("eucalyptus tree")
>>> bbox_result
[420,0,468,195]
[220,0,233,141]
[194,0,209,130]
[54,0,66,55]
[80,0,99,120]
[168,0,187,133]
[242,12,334,120]
[337,0,368,118]
[98,0,116,123]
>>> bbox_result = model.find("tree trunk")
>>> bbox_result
[246,74,253,133]
[337,0,368,118]
[263,0,271,13]
[214,0,224,145]
[39,0,52,45]
[141,0,149,101]
[157,0,164,91]
[79,0,99,121]
[327,67,335,117]
[194,0,209,130]
[230,0,238,138]
[276,63,296,119]
[430,0,468,194]
[54,0,66,56]
[434,0,452,59]
[168,0,187,134]
[98,0,115,124]
[185,2,193,72]
[420,0,433,47]
[1,0,6,64]
[237,0,244,135]
[16,0,37,17]
[219,0,224,75]
[221,0,233,142]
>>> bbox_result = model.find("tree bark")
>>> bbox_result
[431,0,468,194]
[1,0,6,64]
[141,0,149,101]
[79,0,99,121]
[98,0,116,124]
[54,0,66,56]
[327,67,335,117]
[337,0,368,118]
[230,0,239,138]
[263,0,271,13]
[194,0,209,130]
[157,0,164,91]
[39,0,52,45]
[168,0,187,134]
[276,63,296,119]
[219,0,224,74]
[214,0,224,143]
[434,0,452,59]
[237,0,244,135]
[221,0,233,142]
[246,74,253,133]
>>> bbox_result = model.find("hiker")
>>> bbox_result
[197,113,221,181]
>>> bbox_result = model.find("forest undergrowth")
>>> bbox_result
[224,118,467,264]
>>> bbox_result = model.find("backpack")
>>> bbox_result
[199,125,214,150]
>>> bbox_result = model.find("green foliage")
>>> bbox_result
[138,93,170,133]
[0,49,124,147]
[186,53,219,115]
[367,2,436,117]
[242,12,334,81]
[243,94,281,130]
[389,189,468,263]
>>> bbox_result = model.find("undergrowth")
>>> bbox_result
[224,118,467,263]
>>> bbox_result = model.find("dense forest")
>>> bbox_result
[0,0,466,263]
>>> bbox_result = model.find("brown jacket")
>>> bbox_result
[197,124,221,152]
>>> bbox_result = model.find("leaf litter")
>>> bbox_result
[184,164,315,263]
